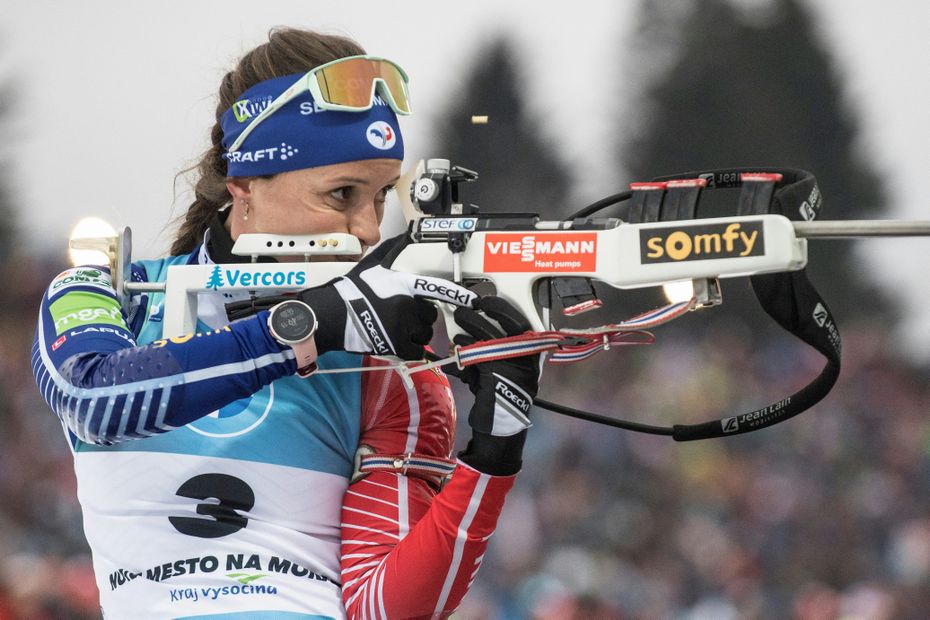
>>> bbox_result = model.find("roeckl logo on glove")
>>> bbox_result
[357,309,390,355]
[495,380,531,413]
[413,278,475,305]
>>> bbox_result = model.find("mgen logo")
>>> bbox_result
[640,221,764,263]
[484,233,597,273]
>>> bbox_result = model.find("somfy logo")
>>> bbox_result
[640,221,764,263]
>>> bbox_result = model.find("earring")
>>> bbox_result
[242,199,250,221]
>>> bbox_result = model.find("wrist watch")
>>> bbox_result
[267,300,319,378]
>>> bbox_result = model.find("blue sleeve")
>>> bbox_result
[31,265,296,446]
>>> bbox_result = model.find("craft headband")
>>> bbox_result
[221,73,404,177]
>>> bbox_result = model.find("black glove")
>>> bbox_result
[226,234,478,360]
[452,296,541,476]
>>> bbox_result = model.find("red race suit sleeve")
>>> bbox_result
[340,358,517,619]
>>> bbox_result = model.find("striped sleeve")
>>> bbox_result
[32,266,295,446]
[340,465,516,619]
[340,357,516,618]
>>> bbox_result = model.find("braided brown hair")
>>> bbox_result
[171,28,365,255]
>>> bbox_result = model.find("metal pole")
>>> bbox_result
[125,282,167,292]
[793,220,930,238]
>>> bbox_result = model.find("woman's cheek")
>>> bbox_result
[305,210,349,235]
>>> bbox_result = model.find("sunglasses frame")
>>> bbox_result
[227,55,411,154]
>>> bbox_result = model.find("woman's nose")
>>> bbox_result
[346,204,381,250]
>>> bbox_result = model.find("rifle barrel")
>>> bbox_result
[793,220,930,238]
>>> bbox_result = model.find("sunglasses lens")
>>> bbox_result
[316,57,410,114]
[374,62,411,114]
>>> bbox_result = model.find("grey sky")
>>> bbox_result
[3,0,928,358]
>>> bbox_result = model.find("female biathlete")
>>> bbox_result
[33,28,539,619]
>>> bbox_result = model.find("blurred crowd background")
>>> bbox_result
[1,0,928,618]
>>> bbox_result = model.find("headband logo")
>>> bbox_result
[225,143,299,164]
[366,121,396,150]
[233,96,273,123]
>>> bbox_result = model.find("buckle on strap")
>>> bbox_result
[357,452,457,481]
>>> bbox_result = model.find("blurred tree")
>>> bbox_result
[0,68,18,434]
[619,0,889,320]
[432,38,572,219]
[0,76,15,260]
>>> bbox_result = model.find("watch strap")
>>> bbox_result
[291,335,319,378]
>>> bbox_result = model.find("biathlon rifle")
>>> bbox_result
[72,158,930,441]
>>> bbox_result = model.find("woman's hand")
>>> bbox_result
[227,234,477,360]
[450,296,542,476]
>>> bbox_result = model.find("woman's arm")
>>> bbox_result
[339,297,540,618]
[341,466,515,619]
[339,357,519,619]
[32,266,295,445]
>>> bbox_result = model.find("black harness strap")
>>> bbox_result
[661,178,706,221]
[628,182,667,223]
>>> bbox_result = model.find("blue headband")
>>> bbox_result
[220,73,405,176]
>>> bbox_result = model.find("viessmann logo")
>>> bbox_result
[639,221,764,263]
[483,233,597,273]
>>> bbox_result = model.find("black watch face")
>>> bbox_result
[271,302,315,342]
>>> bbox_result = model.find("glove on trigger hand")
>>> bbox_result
[452,296,541,476]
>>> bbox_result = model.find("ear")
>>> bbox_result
[225,177,253,202]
